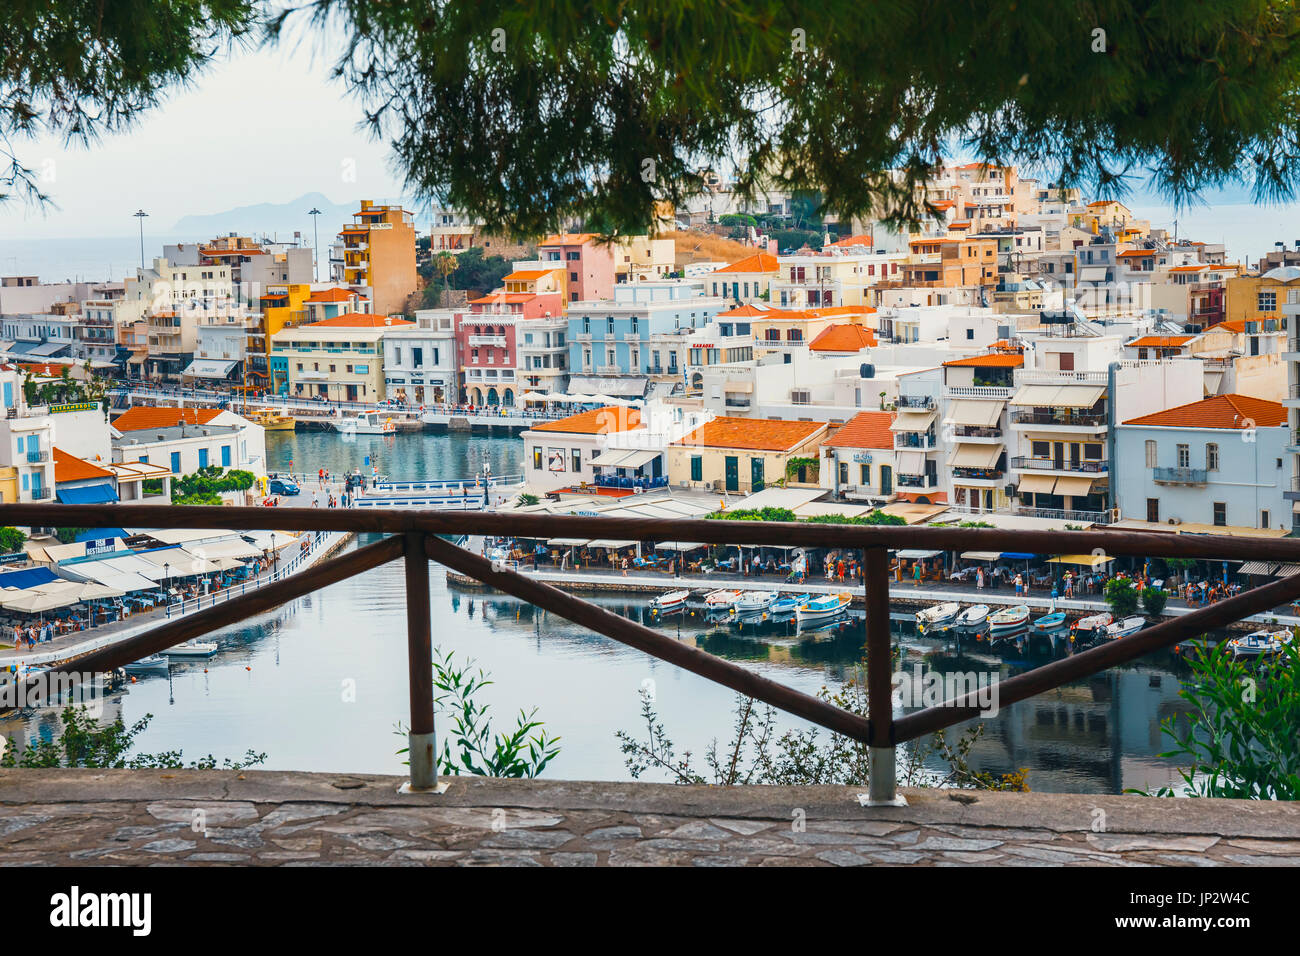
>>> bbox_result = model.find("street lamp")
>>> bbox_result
[271,532,277,575]
[163,562,170,613]
[309,207,322,282]
[133,209,149,270]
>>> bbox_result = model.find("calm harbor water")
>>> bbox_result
[8,430,1198,793]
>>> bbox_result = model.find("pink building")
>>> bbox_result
[454,313,520,407]
[538,234,617,303]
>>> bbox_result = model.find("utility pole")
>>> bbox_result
[309,207,322,282]
[133,210,148,269]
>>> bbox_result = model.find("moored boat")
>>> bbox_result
[1228,628,1293,659]
[1032,610,1068,631]
[956,604,990,629]
[734,590,778,614]
[1070,611,1113,643]
[795,592,852,626]
[163,640,219,658]
[251,409,296,431]
[336,410,398,435]
[987,605,1030,636]
[124,654,170,675]
[1103,616,1146,640]
[650,589,691,613]
[916,602,960,629]
[771,593,810,614]
[704,588,743,608]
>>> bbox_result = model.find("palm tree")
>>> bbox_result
[434,253,458,299]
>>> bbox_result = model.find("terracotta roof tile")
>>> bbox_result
[306,288,360,303]
[304,314,412,328]
[112,406,222,432]
[674,416,825,452]
[826,235,874,249]
[823,411,894,449]
[808,324,877,352]
[1128,336,1193,348]
[532,407,643,435]
[942,353,1024,368]
[1122,394,1286,429]
[712,252,779,274]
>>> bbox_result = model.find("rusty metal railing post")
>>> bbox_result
[863,545,904,806]
[402,531,438,792]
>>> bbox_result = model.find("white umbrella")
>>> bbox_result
[2,589,80,613]
[74,582,125,601]
[542,393,570,403]
[568,394,596,403]
[521,391,548,402]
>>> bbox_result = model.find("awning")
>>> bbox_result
[188,539,265,561]
[890,409,937,432]
[1009,384,1105,408]
[619,450,659,468]
[586,539,638,550]
[74,528,128,542]
[1053,475,1096,497]
[590,449,633,466]
[1078,266,1109,282]
[566,375,648,397]
[0,566,59,590]
[896,549,943,559]
[1016,473,1057,494]
[6,342,38,356]
[1237,560,1276,576]
[55,483,119,504]
[649,541,707,553]
[1000,552,1037,560]
[182,359,238,379]
[127,351,148,364]
[948,444,1001,468]
[896,451,926,474]
[960,551,1003,562]
[944,400,1003,427]
[1275,563,1300,577]
[30,341,71,357]
[546,538,590,547]
[1046,553,1115,568]
[136,547,220,575]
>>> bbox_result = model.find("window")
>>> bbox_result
[1176,443,1190,468]
[1206,443,1219,470]
[170,452,181,474]
[198,448,209,469]
[690,456,703,481]
[221,445,231,467]
[1144,439,1157,467]
[1261,509,1270,529]
[860,464,870,485]
[533,448,543,470]
[571,448,581,472]
[1213,502,1226,526]
[1258,291,1277,312]
[1146,498,1159,523]
[1031,440,1050,458]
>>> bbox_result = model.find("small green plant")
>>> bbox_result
[1141,586,1168,617]
[0,705,267,769]
[1134,638,1300,799]
[1104,576,1140,618]
[516,492,540,507]
[0,526,26,553]
[396,649,560,778]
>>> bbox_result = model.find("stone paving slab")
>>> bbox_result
[2,770,1299,866]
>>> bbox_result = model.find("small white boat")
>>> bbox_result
[336,410,398,435]
[956,604,990,629]
[163,640,219,658]
[771,593,810,614]
[796,593,852,626]
[124,654,170,675]
[650,589,691,613]
[1071,611,1113,642]
[734,591,778,614]
[704,588,744,608]
[916,602,960,629]
[987,605,1030,636]
[1228,628,1292,659]
[1103,616,1146,640]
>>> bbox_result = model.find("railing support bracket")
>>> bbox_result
[860,747,907,807]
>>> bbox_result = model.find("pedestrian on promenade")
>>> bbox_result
[1014,573,1024,596]
[913,562,922,587]
[312,492,320,508]
[976,567,985,589]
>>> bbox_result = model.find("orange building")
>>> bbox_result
[340,201,417,317]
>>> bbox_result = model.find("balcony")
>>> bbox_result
[30,486,51,500]
[951,467,1004,482]
[896,472,939,489]
[1010,456,1108,474]
[1010,410,1107,429]
[597,364,621,375]
[467,335,507,347]
[950,426,1002,441]
[946,385,1013,400]
[25,449,49,463]
[1153,466,1208,485]
[1015,506,1113,525]
[894,433,937,450]
[896,394,935,410]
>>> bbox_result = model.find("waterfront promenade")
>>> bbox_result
[3,769,1298,866]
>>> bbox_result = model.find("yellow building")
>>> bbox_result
[340,200,418,317]
[668,416,828,494]
[1225,270,1300,326]
[0,465,18,506]
[275,313,411,403]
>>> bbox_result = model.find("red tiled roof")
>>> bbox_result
[826,234,874,249]
[532,407,643,435]
[674,416,825,452]
[539,233,598,246]
[52,446,114,483]
[808,324,877,352]
[1128,336,1193,348]
[1122,394,1286,429]
[1118,249,1155,258]
[112,406,222,432]
[713,252,779,274]
[823,411,894,449]
[503,269,560,281]
[1168,264,1210,273]
[469,292,537,304]
[304,314,411,328]
[306,288,360,303]
[942,352,1024,368]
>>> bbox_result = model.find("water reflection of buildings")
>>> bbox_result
[458,583,1195,795]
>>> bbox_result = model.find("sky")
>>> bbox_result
[0,32,408,240]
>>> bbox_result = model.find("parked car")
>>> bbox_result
[268,477,300,496]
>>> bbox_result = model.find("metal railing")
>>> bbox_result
[8,502,1300,802]
[1153,466,1209,485]
[1010,456,1108,473]
[1010,410,1107,427]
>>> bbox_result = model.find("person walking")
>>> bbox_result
[976,567,985,590]
[912,561,923,587]
[312,491,320,508]
[1014,573,1024,597]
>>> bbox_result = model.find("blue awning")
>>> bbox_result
[56,483,119,504]
[0,566,58,590]
[1000,552,1038,560]
[74,527,128,542]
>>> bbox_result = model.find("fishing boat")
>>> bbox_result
[1032,610,1068,632]
[1228,628,1293,659]
[703,588,744,608]
[335,410,398,435]
[250,409,296,431]
[162,640,219,658]
[956,604,990,629]
[987,605,1031,636]
[1071,611,1113,642]
[123,654,170,675]
[1103,616,1146,640]
[916,602,960,629]
[795,593,852,626]
[649,589,691,613]
[771,593,810,615]
[734,590,778,614]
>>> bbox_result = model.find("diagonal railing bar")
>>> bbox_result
[8,503,1300,562]
[421,533,875,743]
[39,535,405,679]
[893,567,1300,742]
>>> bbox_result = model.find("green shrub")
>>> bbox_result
[1141,586,1168,617]
[1104,576,1140,618]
